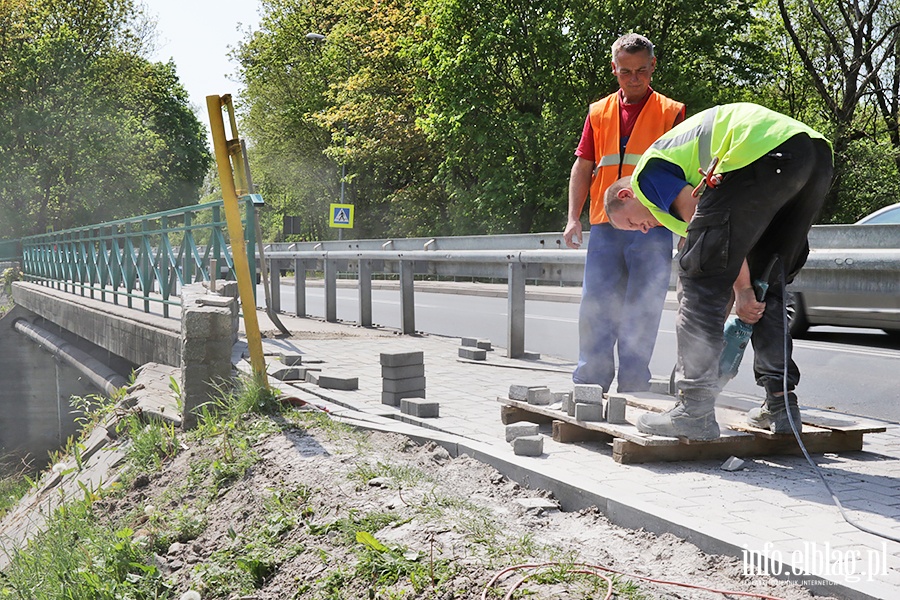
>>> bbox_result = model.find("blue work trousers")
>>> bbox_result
[573,223,673,392]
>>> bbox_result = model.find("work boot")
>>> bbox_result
[746,392,801,434]
[636,397,720,441]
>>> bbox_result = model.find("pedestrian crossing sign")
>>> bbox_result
[329,203,354,229]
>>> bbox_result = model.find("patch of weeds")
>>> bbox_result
[309,510,400,546]
[355,530,456,596]
[0,468,31,519]
[286,408,370,451]
[70,391,123,433]
[347,460,431,490]
[190,486,312,596]
[120,413,180,472]
[0,497,174,598]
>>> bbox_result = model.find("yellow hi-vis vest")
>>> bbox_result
[588,91,684,224]
[633,103,831,237]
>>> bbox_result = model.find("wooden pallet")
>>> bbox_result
[499,392,886,464]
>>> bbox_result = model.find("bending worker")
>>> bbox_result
[564,33,684,393]
[605,102,833,441]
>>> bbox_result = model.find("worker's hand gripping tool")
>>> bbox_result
[692,156,722,198]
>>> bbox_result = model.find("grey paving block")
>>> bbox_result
[512,435,543,456]
[279,352,303,366]
[552,391,572,407]
[521,351,541,360]
[476,339,492,351]
[509,384,531,401]
[575,402,603,422]
[267,364,301,381]
[460,337,478,347]
[526,387,552,406]
[566,398,576,417]
[649,377,673,395]
[382,363,425,380]
[383,376,427,393]
[606,395,627,424]
[382,389,426,406]
[306,371,358,390]
[380,351,424,367]
[506,422,540,442]
[459,347,487,360]
[574,384,604,405]
[400,397,439,418]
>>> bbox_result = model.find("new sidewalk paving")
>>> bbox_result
[245,307,900,600]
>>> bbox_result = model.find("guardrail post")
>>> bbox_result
[270,258,281,313]
[359,258,372,327]
[400,259,415,334]
[507,262,526,358]
[294,258,306,316]
[325,257,337,322]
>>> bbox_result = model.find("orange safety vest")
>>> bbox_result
[587,92,684,224]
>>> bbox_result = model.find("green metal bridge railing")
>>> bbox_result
[18,198,256,317]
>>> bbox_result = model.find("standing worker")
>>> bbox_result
[564,33,685,393]
[605,102,833,441]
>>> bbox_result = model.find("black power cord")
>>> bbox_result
[778,260,900,543]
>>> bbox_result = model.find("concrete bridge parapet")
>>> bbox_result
[11,282,181,367]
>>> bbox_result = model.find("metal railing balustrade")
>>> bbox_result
[19,199,256,317]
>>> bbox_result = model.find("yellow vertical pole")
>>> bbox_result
[206,94,267,386]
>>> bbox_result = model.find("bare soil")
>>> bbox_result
[100,412,836,600]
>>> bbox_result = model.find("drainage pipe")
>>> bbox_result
[13,319,127,396]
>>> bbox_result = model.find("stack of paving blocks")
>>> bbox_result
[504,422,543,456]
[565,385,627,424]
[458,337,491,360]
[381,351,438,418]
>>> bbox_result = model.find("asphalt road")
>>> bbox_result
[268,284,900,423]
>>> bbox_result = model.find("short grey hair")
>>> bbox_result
[611,33,655,63]
[604,176,633,223]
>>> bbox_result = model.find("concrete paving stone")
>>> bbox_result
[381,389,426,406]
[475,339,492,351]
[458,347,487,360]
[574,402,603,422]
[400,397,439,418]
[512,435,543,456]
[573,384,604,405]
[309,372,359,391]
[526,386,552,406]
[381,363,425,380]
[279,352,303,366]
[505,422,540,443]
[460,337,477,347]
[606,395,627,424]
[380,350,424,367]
[382,376,426,394]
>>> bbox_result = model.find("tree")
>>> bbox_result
[0,0,210,239]
[418,0,768,234]
[777,0,900,219]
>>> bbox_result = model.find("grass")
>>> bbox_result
[0,373,657,599]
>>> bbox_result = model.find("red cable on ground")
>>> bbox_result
[482,561,787,600]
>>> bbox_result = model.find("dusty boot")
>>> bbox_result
[746,392,801,434]
[636,397,720,441]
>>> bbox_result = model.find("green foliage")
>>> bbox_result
[1,266,21,294]
[0,0,211,239]
[0,501,174,599]
[120,414,180,472]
